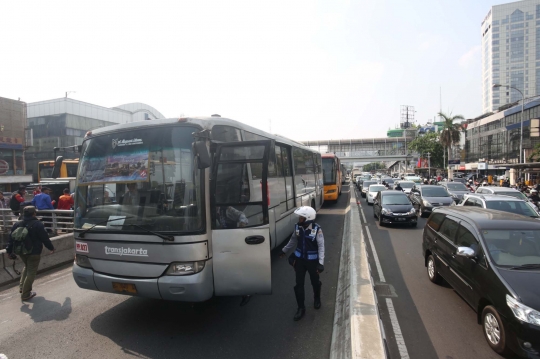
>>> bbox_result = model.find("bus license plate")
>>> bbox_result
[112,282,137,294]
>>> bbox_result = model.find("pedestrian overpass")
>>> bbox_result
[301,137,419,170]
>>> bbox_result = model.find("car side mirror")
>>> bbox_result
[456,247,476,258]
[194,141,211,169]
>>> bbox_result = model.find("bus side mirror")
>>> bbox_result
[51,156,64,179]
[194,141,211,169]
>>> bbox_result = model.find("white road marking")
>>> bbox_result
[36,273,71,287]
[364,226,386,283]
[386,298,410,359]
[359,207,366,223]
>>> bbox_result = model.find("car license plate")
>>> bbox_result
[112,282,137,294]
[396,218,405,221]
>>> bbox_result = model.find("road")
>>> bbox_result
[0,186,350,359]
[353,185,504,359]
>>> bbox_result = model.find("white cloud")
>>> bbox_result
[458,46,481,68]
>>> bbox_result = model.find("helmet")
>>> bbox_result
[532,189,538,193]
[294,206,316,221]
[468,179,473,183]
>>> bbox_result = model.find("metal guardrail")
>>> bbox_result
[0,208,74,235]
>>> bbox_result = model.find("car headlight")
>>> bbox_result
[75,254,93,269]
[408,208,416,215]
[166,261,206,276]
[423,199,431,207]
[381,208,393,215]
[507,294,540,326]
[450,192,458,198]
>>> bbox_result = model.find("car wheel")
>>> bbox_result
[411,222,417,228]
[378,214,385,227]
[426,254,441,284]
[482,306,509,356]
[374,211,378,219]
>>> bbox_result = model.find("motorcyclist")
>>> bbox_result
[529,189,540,206]
[395,182,404,191]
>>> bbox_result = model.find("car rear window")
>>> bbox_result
[427,213,445,231]
[485,200,538,217]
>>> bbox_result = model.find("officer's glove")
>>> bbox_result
[317,263,324,273]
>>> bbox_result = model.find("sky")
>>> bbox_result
[0,0,517,142]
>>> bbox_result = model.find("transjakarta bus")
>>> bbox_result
[72,116,324,302]
[321,153,342,201]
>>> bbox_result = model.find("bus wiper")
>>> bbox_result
[77,216,134,238]
[121,224,174,242]
[509,264,540,270]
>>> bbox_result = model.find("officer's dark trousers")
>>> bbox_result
[294,258,321,309]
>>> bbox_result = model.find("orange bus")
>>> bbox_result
[321,153,342,201]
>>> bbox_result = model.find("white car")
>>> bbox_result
[367,184,386,205]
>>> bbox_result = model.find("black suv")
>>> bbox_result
[423,207,540,358]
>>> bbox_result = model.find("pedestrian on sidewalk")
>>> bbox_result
[10,186,30,217]
[280,206,325,321]
[5,206,55,301]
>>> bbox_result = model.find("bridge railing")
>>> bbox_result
[0,209,74,235]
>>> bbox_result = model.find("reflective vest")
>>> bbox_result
[294,222,321,261]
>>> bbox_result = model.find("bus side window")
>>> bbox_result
[275,146,284,177]
[281,147,292,177]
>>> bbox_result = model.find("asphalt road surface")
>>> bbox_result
[0,186,350,359]
[353,185,505,359]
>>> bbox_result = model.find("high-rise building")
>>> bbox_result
[482,0,540,114]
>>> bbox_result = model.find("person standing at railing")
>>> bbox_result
[33,185,42,196]
[10,186,29,217]
[31,187,54,210]
[57,188,74,210]
[0,192,7,209]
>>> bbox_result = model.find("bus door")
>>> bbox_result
[211,141,272,296]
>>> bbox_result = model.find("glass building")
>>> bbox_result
[26,98,165,180]
[465,97,540,169]
[482,0,540,114]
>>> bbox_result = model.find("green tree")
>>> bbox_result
[363,162,386,172]
[528,143,540,162]
[408,132,444,168]
[438,111,464,174]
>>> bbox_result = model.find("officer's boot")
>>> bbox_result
[314,281,322,309]
[293,286,305,321]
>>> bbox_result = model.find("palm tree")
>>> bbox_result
[438,112,464,177]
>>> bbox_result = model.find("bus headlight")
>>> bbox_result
[166,261,206,276]
[75,254,93,269]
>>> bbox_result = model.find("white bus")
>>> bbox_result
[72,116,323,301]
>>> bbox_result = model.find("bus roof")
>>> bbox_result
[87,117,319,153]
[321,153,339,159]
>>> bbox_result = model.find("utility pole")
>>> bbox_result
[427,152,431,179]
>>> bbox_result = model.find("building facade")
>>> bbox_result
[0,96,32,191]
[465,97,540,172]
[482,0,540,114]
[26,98,165,180]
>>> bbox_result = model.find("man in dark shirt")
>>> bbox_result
[6,206,55,300]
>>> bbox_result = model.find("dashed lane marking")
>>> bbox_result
[386,298,411,359]
[364,226,386,283]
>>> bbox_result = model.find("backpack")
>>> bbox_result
[10,192,20,212]
[12,221,35,256]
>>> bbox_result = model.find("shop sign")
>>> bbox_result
[0,160,9,175]
[478,163,487,170]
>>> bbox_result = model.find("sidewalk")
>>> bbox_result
[330,190,386,359]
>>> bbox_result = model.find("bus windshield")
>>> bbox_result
[322,157,336,185]
[74,125,203,233]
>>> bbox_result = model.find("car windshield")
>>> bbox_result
[483,229,540,266]
[399,182,414,188]
[447,183,467,191]
[496,191,528,201]
[485,201,539,218]
[369,185,386,192]
[382,194,410,205]
[74,125,203,233]
[422,187,449,197]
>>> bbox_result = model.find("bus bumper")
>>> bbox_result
[324,185,339,201]
[72,259,214,302]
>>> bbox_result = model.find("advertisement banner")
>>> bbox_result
[78,149,149,185]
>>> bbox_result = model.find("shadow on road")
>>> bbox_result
[20,297,72,322]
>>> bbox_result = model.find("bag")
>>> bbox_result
[12,221,34,256]
[10,192,20,212]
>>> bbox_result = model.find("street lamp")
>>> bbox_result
[493,84,524,164]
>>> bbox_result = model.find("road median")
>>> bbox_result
[0,233,74,287]
[331,188,386,359]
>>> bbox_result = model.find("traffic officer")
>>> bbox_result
[280,206,325,321]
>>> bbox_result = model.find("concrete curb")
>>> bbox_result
[330,189,386,359]
[0,233,74,287]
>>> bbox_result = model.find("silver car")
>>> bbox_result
[458,193,540,219]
